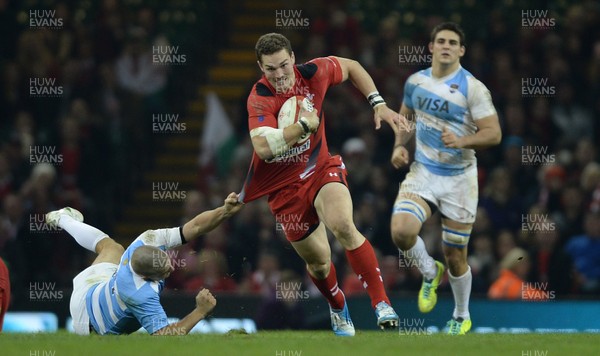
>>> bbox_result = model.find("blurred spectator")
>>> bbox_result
[311,4,360,57]
[479,166,522,231]
[581,162,600,213]
[183,249,237,293]
[342,137,371,196]
[488,247,549,301]
[468,233,495,294]
[16,30,55,80]
[202,224,229,253]
[551,83,593,147]
[554,184,586,239]
[93,0,125,63]
[472,207,493,236]
[178,190,208,225]
[527,217,573,295]
[573,139,597,179]
[255,270,306,330]
[495,229,517,264]
[534,164,567,214]
[374,13,400,68]
[564,211,600,294]
[20,163,59,213]
[12,111,36,158]
[56,116,85,209]
[239,250,282,297]
[0,62,21,121]
[503,103,527,137]
[115,27,166,97]
[527,97,556,149]
[115,26,167,174]
[501,136,537,196]
[0,153,13,201]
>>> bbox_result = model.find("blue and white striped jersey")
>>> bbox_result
[403,66,496,176]
[86,227,182,334]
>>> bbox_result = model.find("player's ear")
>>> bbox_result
[257,60,265,73]
[458,45,465,58]
[428,42,433,53]
[290,51,295,64]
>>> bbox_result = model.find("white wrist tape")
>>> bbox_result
[250,126,289,156]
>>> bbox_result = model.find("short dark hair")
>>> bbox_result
[255,33,292,62]
[430,22,466,46]
[131,245,168,280]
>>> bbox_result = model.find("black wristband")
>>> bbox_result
[367,91,386,108]
[298,118,310,134]
[179,226,188,244]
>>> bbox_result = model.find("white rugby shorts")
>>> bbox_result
[395,161,478,224]
[70,262,117,335]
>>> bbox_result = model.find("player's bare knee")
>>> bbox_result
[97,239,124,255]
[392,233,417,251]
[329,220,357,243]
[110,242,125,255]
[307,262,330,279]
[391,218,419,250]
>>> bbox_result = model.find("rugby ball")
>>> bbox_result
[277,95,314,143]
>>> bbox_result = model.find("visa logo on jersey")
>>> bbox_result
[416,96,449,113]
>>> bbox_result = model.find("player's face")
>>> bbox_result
[429,30,465,66]
[258,49,296,93]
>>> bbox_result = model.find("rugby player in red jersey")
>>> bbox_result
[240,33,399,335]
[0,257,10,332]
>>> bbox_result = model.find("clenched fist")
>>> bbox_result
[391,145,410,169]
[195,288,216,316]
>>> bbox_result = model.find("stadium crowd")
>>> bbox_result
[1,0,599,319]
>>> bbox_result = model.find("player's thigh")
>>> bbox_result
[391,192,431,238]
[437,166,478,224]
[291,223,331,266]
[92,238,124,265]
[392,162,434,236]
[313,182,355,235]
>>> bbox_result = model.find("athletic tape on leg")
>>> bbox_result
[392,199,426,223]
[442,225,472,247]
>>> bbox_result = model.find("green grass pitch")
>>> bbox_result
[2,330,599,356]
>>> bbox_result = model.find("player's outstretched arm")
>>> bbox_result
[181,192,243,243]
[333,56,399,131]
[153,289,216,335]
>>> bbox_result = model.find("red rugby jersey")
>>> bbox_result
[240,56,343,203]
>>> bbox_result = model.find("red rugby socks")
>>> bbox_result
[345,239,390,308]
[308,262,346,310]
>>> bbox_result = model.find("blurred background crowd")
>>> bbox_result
[1,0,599,324]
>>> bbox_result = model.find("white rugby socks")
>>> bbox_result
[60,215,109,253]
[400,236,437,280]
[448,265,472,320]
